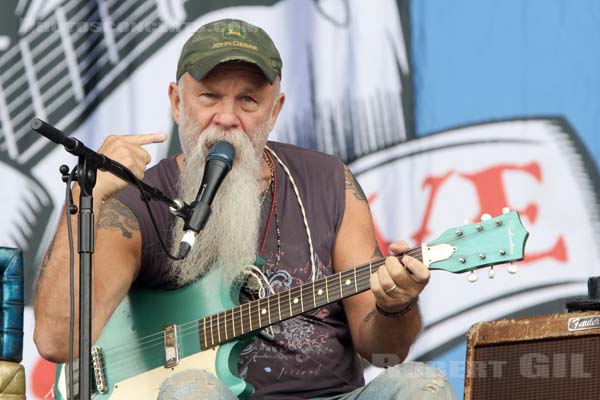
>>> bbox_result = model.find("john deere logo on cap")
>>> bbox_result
[223,23,246,39]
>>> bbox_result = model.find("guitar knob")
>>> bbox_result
[467,272,479,283]
[507,263,518,274]
[480,213,492,221]
[502,207,511,214]
[488,267,495,279]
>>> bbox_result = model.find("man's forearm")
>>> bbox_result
[357,304,422,367]
[33,186,104,361]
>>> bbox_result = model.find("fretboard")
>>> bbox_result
[197,251,421,349]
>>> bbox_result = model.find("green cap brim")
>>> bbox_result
[186,50,278,84]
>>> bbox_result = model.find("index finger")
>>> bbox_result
[119,133,167,145]
[388,240,409,254]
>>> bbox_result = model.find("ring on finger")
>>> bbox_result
[384,284,397,294]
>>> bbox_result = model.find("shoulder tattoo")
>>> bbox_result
[343,165,367,202]
[98,198,140,239]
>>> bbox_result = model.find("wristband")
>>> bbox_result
[375,298,418,318]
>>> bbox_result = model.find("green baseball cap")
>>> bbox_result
[176,18,282,84]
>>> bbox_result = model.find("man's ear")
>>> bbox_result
[168,81,180,125]
[270,91,286,126]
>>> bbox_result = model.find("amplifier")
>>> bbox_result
[464,312,600,400]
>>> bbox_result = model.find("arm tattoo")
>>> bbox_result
[344,165,367,202]
[98,198,140,239]
[38,235,57,281]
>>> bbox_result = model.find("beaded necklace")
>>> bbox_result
[259,150,281,269]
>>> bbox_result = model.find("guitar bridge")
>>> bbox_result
[91,345,108,394]
[163,323,179,368]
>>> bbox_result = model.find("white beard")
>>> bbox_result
[169,126,265,286]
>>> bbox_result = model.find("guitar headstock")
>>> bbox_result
[425,209,529,278]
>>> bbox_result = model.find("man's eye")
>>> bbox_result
[200,93,216,99]
[242,96,256,103]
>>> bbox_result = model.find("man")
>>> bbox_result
[34,18,455,399]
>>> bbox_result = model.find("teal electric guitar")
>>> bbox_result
[54,210,528,399]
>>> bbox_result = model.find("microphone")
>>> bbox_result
[178,141,235,258]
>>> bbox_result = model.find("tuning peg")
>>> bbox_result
[488,266,495,279]
[507,263,518,274]
[481,213,492,221]
[467,271,479,283]
[502,207,511,214]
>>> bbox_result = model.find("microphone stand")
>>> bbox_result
[31,118,189,400]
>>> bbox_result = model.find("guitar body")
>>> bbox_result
[54,268,254,399]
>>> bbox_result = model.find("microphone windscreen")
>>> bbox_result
[207,141,235,169]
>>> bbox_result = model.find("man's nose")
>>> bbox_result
[212,101,240,130]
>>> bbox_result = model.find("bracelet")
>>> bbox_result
[375,298,418,318]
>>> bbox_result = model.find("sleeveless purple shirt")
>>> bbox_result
[115,141,364,399]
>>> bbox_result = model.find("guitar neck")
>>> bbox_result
[197,250,422,350]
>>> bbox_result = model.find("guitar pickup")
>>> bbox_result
[163,323,179,368]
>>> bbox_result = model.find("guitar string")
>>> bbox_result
[103,233,511,375]
[103,240,495,369]
[99,259,394,364]
[103,256,456,378]
[103,248,418,350]
[100,270,387,375]
[97,220,508,364]
[97,252,404,363]
[98,249,427,362]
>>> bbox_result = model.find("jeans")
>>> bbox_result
[318,362,456,400]
[157,362,456,400]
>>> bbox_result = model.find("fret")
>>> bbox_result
[30,34,62,70]
[0,79,18,160]
[312,281,316,309]
[288,288,293,317]
[95,0,119,64]
[316,282,325,307]
[209,315,214,347]
[19,39,46,121]
[68,1,97,27]
[111,0,139,23]
[353,267,358,293]
[216,313,222,343]
[114,4,157,51]
[299,284,304,312]
[344,272,353,294]
[203,318,208,349]
[277,291,282,321]
[248,302,253,332]
[55,7,84,101]
[2,59,26,93]
[239,305,244,335]
[257,298,262,328]
[266,296,272,326]
[231,308,236,338]
[325,276,330,303]
[339,272,343,298]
